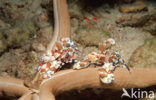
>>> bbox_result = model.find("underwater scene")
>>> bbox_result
[0,0,156,100]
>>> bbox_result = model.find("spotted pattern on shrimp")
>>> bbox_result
[73,38,130,84]
[37,37,130,84]
[37,37,79,79]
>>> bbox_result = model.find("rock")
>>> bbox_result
[115,15,132,24]
[0,19,10,28]
[0,19,37,54]
[0,33,7,54]
[0,48,40,80]
[37,43,46,52]
[71,18,79,34]
[104,9,111,14]
[0,0,33,24]
[144,23,156,36]
[116,14,151,27]
[0,51,19,77]
[74,29,109,47]
[128,38,156,68]
[119,1,148,13]
[116,12,156,37]
[32,42,46,52]
[0,40,6,53]
[36,21,50,29]
[38,26,53,46]
[116,12,156,27]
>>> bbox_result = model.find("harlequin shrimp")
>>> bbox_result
[99,63,114,84]
[37,37,79,79]
[73,38,130,84]
[73,38,116,69]
[109,51,130,72]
